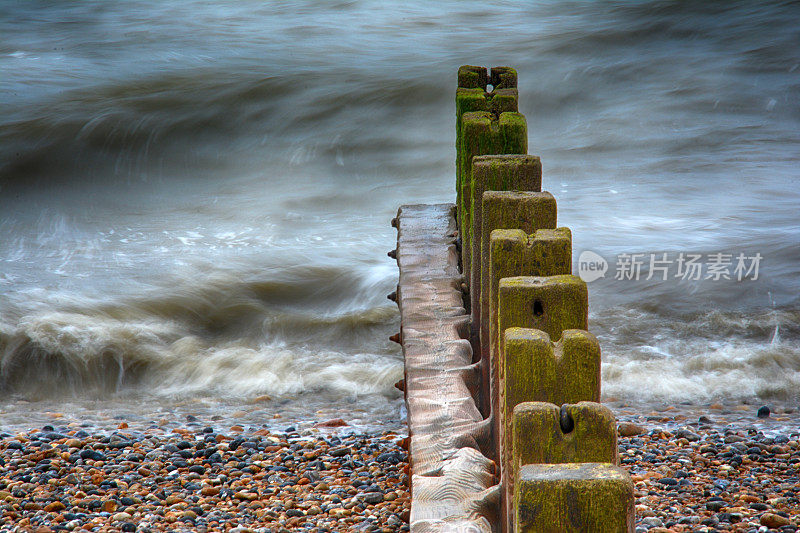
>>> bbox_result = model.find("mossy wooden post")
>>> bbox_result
[495,274,588,370]
[455,66,518,227]
[502,329,601,442]
[454,65,521,288]
[490,66,518,90]
[508,402,621,533]
[469,157,542,338]
[501,332,602,508]
[458,112,527,287]
[482,229,570,416]
[457,65,488,89]
[491,275,586,530]
[480,193,560,359]
[511,402,617,467]
[514,463,635,533]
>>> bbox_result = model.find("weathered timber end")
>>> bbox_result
[479,193,563,412]
[456,65,523,289]
[515,463,635,533]
[469,156,543,347]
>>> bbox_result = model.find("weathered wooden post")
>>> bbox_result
[469,157,542,340]
[491,275,587,530]
[502,330,601,445]
[456,65,519,214]
[489,272,581,432]
[456,65,526,289]
[458,112,527,285]
[514,463,635,532]
[480,192,561,360]
[509,403,629,532]
[482,227,571,411]
[511,402,617,467]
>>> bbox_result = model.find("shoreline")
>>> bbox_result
[0,405,797,532]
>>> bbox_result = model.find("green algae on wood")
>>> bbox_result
[496,275,587,349]
[483,226,570,419]
[458,65,518,90]
[482,215,565,362]
[490,66,518,89]
[501,330,603,517]
[511,402,617,467]
[514,462,634,533]
[458,65,489,89]
[507,402,620,533]
[455,65,519,218]
[490,274,585,495]
[503,329,600,412]
[457,111,527,286]
[469,156,542,341]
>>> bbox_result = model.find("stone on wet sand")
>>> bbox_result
[761,512,790,528]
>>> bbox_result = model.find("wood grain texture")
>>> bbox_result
[395,204,499,533]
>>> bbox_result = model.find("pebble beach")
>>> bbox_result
[616,403,799,533]
[0,420,410,533]
[0,404,797,532]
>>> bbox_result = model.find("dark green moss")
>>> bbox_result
[490,66,518,89]
[458,65,488,89]
[457,111,527,282]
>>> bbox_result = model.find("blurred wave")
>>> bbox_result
[595,305,800,402]
[0,267,402,398]
[0,0,798,413]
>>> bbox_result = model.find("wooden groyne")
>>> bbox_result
[390,66,635,532]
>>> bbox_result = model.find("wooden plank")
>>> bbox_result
[395,203,499,532]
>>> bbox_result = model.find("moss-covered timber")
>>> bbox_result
[508,402,620,532]
[501,332,602,515]
[455,65,520,280]
[458,112,527,284]
[457,65,489,89]
[483,228,570,417]
[469,157,542,339]
[514,462,634,533]
[491,274,587,529]
[511,402,617,467]
[455,66,519,219]
[502,328,600,416]
[457,65,518,90]
[496,275,587,360]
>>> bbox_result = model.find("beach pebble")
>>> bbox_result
[618,422,646,437]
[760,513,790,528]
[641,517,664,527]
[363,492,384,504]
